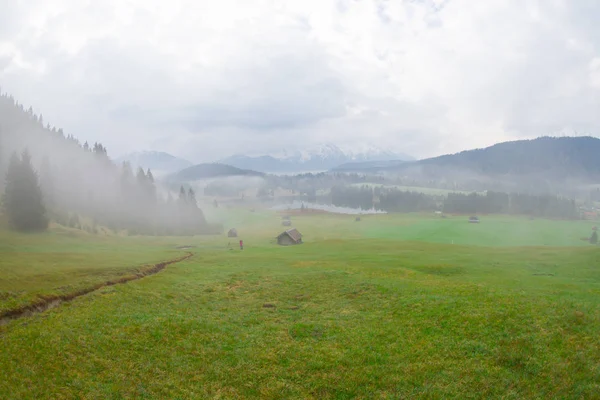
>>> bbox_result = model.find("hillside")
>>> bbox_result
[346,137,600,182]
[0,91,211,235]
[417,136,600,178]
[171,163,264,181]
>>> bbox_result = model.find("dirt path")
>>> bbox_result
[0,252,193,326]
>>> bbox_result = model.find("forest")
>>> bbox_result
[0,92,216,235]
[330,185,579,219]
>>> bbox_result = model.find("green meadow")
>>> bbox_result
[1,212,599,399]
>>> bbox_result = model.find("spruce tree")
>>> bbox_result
[187,188,197,208]
[40,156,54,209]
[3,150,48,231]
[178,186,187,206]
[146,169,157,203]
[0,135,4,193]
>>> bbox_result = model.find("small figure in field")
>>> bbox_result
[590,227,598,245]
[239,240,244,250]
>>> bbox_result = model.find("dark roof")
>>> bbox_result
[277,228,302,242]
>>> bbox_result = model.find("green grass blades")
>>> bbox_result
[0,229,191,316]
[1,213,599,398]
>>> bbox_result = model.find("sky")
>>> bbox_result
[1,0,600,162]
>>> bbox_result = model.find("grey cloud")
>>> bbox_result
[109,45,346,131]
[2,0,600,162]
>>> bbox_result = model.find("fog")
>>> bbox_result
[0,93,213,235]
[271,201,385,215]
[1,89,593,237]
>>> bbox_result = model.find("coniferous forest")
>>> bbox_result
[330,185,579,219]
[0,92,216,235]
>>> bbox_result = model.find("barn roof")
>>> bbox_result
[277,228,302,242]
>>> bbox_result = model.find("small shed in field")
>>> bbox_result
[277,228,303,246]
[227,228,238,237]
[282,220,292,227]
[355,216,361,222]
[468,216,480,223]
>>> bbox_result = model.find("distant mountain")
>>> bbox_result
[377,136,600,183]
[220,143,414,173]
[115,151,192,176]
[170,163,264,181]
[419,136,600,177]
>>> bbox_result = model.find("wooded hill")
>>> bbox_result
[344,137,600,194]
[0,92,216,235]
[417,136,600,179]
[170,163,264,182]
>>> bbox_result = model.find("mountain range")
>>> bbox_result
[345,136,600,190]
[219,143,414,173]
[118,137,600,186]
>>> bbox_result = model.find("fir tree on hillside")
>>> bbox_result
[0,91,217,236]
[3,150,48,231]
[0,135,4,192]
[178,186,187,206]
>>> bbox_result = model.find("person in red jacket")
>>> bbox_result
[239,240,244,250]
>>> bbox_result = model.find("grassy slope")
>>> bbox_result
[0,227,190,315]
[1,212,599,398]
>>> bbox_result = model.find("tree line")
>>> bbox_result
[443,191,578,219]
[330,185,579,219]
[0,91,217,234]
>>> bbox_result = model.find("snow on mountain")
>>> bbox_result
[114,151,193,176]
[220,143,413,173]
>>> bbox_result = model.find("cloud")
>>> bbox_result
[0,0,599,161]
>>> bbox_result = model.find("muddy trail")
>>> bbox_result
[0,252,193,326]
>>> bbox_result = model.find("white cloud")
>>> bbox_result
[1,0,599,161]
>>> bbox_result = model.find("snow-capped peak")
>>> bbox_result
[219,143,413,173]
[265,143,409,162]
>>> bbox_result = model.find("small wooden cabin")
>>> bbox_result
[227,228,238,237]
[468,216,480,223]
[282,220,292,227]
[277,228,303,246]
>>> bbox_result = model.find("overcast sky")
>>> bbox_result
[1,0,599,162]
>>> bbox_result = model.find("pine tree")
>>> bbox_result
[0,135,4,193]
[178,186,187,206]
[39,156,55,209]
[146,169,154,184]
[187,188,197,208]
[146,169,156,204]
[136,167,147,185]
[3,150,48,231]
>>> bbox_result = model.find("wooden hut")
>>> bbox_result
[227,228,238,237]
[468,216,480,223]
[282,220,292,227]
[355,216,361,222]
[277,228,303,246]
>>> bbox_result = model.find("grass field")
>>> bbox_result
[0,226,190,316]
[1,212,599,398]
